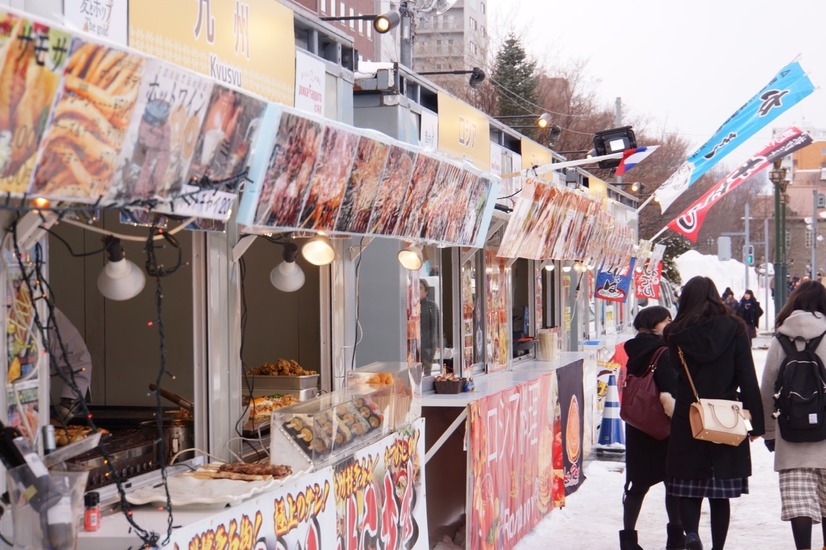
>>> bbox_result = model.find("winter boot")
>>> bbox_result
[666,523,686,549]
[619,529,644,550]
[684,532,703,550]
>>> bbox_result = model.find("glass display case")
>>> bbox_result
[269,385,392,470]
[346,362,422,430]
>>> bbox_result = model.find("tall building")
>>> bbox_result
[411,0,489,92]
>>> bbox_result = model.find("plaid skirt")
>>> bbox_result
[666,476,749,499]
[779,469,826,522]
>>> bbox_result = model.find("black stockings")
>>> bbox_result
[680,497,731,549]
[623,481,682,531]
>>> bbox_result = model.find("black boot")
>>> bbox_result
[684,532,703,550]
[666,523,686,549]
[619,529,644,550]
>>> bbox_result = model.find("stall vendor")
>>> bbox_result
[48,308,92,423]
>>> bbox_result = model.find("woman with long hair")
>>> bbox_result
[620,306,684,550]
[662,276,765,550]
[761,280,826,550]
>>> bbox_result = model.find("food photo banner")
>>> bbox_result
[496,178,635,268]
[237,103,500,248]
[467,362,585,549]
[0,7,269,222]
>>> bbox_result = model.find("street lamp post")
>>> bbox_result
[770,159,789,311]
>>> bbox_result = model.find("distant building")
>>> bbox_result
[412,0,489,95]
[780,128,826,278]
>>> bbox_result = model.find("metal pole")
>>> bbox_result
[765,218,770,330]
[614,97,623,185]
[399,11,412,68]
[744,202,750,290]
[774,178,783,315]
[813,184,818,279]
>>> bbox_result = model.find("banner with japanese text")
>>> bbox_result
[169,420,427,549]
[333,419,428,550]
[129,0,296,105]
[666,127,813,241]
[634,260,662,300]
[595,259,636,303]
[467,362,585,549]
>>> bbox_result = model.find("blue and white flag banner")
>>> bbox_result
[655,60,815,212]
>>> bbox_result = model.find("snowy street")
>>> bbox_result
[515,338,788,550]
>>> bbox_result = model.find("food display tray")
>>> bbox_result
[247,374,319,390]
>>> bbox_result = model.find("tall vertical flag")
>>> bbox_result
[667,127,813,241]
[654,60,814,212]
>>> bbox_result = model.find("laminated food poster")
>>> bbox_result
[30,39,146,202]
[0,12,72,195]
[108,59,214,202]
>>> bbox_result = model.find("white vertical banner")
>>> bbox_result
[65,0,128,45]
[294,49,326,116]
[420,108,438,150]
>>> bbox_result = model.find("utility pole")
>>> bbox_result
[744,202,750,290]
[614,97,622,185]
[813,183,819,278]
[765,218,770,330]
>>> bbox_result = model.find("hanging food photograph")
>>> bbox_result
[366,144,416,236]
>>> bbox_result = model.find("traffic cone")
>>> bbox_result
[596,374,625,456]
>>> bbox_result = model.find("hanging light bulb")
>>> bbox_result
[97,236,146,301]
[544,262,555,272]
[561,263,572,273]
[397,244,423,271]
[301,234,335,266]
[270,243,305,292]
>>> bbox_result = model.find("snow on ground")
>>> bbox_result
[514,252,790,549]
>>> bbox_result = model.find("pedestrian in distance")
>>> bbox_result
[620,306,685,550]
[663,276,765,550]
[721,287,738,314]
[760,280,826,550]
[736,289,763,347]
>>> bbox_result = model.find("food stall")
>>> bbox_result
[0,2,646,548]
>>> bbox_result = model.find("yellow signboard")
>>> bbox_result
[588,176,608,198]
[520,137,553,171]
[437,92,490,171]
[129,0,296,105]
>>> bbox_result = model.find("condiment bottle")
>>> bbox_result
[83,492,101,531]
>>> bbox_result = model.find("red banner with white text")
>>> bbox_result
[634,261,662,300]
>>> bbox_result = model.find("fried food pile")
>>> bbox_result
[249,359,317,376]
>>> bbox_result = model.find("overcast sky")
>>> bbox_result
[487,0,826,171]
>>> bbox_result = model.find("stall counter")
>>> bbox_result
[423,352,598,548]
[75,420,429,549]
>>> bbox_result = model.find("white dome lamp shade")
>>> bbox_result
[397,244,423,271]
[270,243,305,292]
[97,236,146,301]
[301,234,335,266]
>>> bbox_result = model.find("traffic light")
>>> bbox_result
[745,245,755,265]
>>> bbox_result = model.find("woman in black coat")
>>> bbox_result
[621,306,684,550]
[663,276,765,550]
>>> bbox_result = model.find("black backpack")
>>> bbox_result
[773,330,826,442]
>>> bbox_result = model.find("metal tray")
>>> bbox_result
[247,374,319,390]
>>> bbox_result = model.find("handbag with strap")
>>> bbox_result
[620,346,671,440]
[676,347,751,446]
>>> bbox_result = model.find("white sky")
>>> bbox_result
[487,0,826,171]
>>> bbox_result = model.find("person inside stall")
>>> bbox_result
[419,280,440,377]
[47,308,92,424]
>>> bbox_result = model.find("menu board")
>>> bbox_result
[237,104,499,248]
[0,13,72,194]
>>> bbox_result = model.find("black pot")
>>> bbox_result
[139,419,194,465]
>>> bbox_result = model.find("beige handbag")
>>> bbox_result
[677,347,750,446]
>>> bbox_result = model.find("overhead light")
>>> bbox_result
[301,235,335,266]
[592,126,637,169]
[398,244,423,271]
[536,113,552,129]
[97,236,146,301]
[631,182,640,192]
[320,11,401,34]
[561,264,572,273]
[544,263,555,272]
[373,11,401,33]
[419,67,486,89]
[270,244,305,292]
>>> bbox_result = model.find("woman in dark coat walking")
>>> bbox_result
[621,306,684,550]
[736,289,763,346]
[663,276,765,550]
